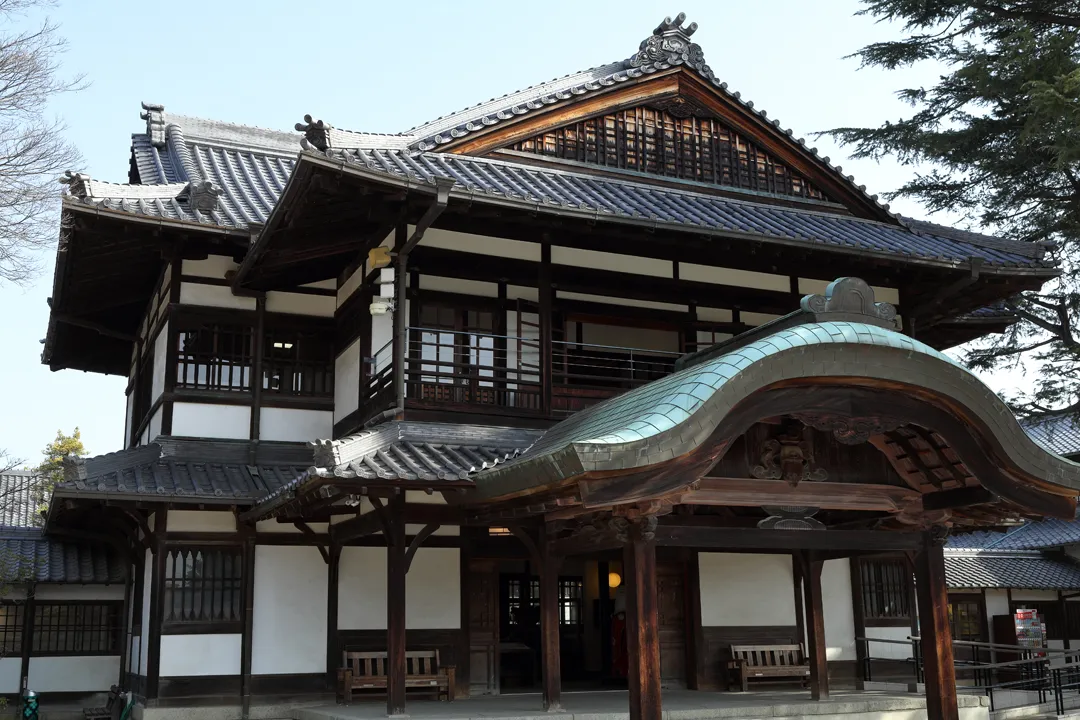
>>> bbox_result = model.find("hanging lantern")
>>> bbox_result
[608,571,622,589]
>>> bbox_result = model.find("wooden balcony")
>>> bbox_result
[360,327,681,425]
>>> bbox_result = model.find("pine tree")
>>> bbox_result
[33,428,86,521]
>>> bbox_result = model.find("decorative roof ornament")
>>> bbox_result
[182,180,223,213]
[628,12,716,82]
[295,114,331,152]
[58,170,91,199]
[800,276,898,329]
[140,102,166,149]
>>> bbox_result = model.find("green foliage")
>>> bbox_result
[32,428,85,520]
[827,1,1080,415]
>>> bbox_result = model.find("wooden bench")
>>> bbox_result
[726,644,810,691]
[337,650,455,704]
[82,685,122,720]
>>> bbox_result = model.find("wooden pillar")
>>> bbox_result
[538,240,552,416]
[792,554,806,649]
[623,517,661,720]
[685,551,704,690]
[326,543,341,690]
[118,559,134,691]
[598,560,613,683]
[385,495,408,716]
[849,557,867,690]
[145,509,167,700]
[1059,590,1072,653]
[19,583,35,695]
[915,529,958,720]
[801,552,829,701]
[240,527,256,718]
[539,524,562,711]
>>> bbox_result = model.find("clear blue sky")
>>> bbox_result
[0,0,1014,465]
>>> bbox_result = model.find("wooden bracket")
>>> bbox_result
[404,523,440,573]
[294,521,330,564]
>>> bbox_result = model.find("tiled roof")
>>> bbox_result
[0,470,42,528]
[306,148,1047,270]
[1023,412,1080,458]
[945,549,1080,590]
[0,530,126,584]
[55,438,311,504]
[247,422,541,519]
[948,517,1080,551]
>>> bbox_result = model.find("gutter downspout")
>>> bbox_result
[392,177,455,419]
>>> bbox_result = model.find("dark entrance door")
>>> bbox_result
[469,559,500,695]
[657,562,687,687]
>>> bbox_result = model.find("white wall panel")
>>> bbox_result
[171,403,250,440]
[420,275,500,298]
[557,290,687,314]
[129,636,140,674]
[302,280,337,291]
[697,307,734,323]
[339,547,460,630]
[798,277,900,305]
[0,658,21,694]
[179,283,256,310]
[337,266,365,309]
[183,256,237,279]
[252,546,327,674]
[822,559,855,661]
[28,656,120,692]
[986,589,1010,643]
[140,550,151,676]
[151,320,169,403]
[335,339,361,423]
[35,585,125,601]
[699,553,795,626]
[864,625,915,661]
[372,313,394,372]
[681,264,789,292]
[124,392,134,447]
[159,634,241,676]
[266,291,334,317]
[420,228,541,262]
[147,406,163,444]
[255,521,329,534]
[553,247,672,278]
[259,408,333,442]
[166,510,236,533]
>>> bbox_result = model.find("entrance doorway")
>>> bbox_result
[468,547,690,695]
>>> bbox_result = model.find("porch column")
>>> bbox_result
[385,495,408,716]
[622,516,661,720]
[326,543,342,690]
[539,524,562,711]
[800,552,829,701]
[915,528,958,720]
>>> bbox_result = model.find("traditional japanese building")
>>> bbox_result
[37,13,1080,720]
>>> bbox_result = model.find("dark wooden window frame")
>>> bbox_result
[859,558,913,625]
[0,600,125,657]
[161,544,245,635]
[947,592,987,643]
[0,602,25,656]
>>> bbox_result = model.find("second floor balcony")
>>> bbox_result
[361,327,682,426]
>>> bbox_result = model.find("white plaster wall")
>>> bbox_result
[151,320,169,403]
[167,510,237,533]
[147,405,163,443]
[574,323,679,353]
[255,521,329,534]
[554,247,673,278]
[697,307,734,323]
[335,339,361,423]
[159,634,242,676]
[266,291,334,317]
[698,553,795,626]
[28,656,120,692]
[372,313,394,372]
[556,290,687,314]
[252,546,327,675]
[183,256,237,278]
[172,402,250,440]
[124,391,134,447]
[418,275,499,299]
[339,547,460,630]
[742,311,783,327]
[303,280,336,291]
[337,266,365,309]
[0,658,20,694]
[985,589,1010,643]
[34,585,125,601]
[823,559,856,661]
[420,228,541,262]
[259,407,333,443]
[681,263,789,292]
[863,625,915,661]
[129,636,140,674]
[179,282,256,310]
[140,549,151,676]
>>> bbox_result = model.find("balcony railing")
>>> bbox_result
[361,327,681,422]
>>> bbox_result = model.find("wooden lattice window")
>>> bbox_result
[163,546,244,632]
[860,558,912,621]
[263,327,334,398]
[511,106,828,200]
[0,603,24,654]
[33,602,122,656]
[176,321,253,392]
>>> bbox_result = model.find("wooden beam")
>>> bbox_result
[915,530,959,720]
[386,494,407,716]
[691,477,919,512]
[889,432,944,490]
[240,527,256,716]
[653,525,924,552]
[404,523,440,574]
[329,510,383,545]
[921,486,995,512]
[801,552,829,701]
[539,524,562,712]
[685,550,705,691]
[624,518,662,720]
[294,521,329,563]
[145,509,167,700]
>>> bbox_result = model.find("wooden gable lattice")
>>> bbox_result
[509,102,831,202]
